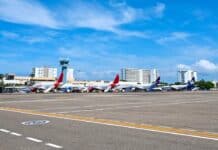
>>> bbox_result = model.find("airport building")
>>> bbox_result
[2,74,31,85]
[66,68,74,83]
[14,76,31,84]
[59,59,75,83]
[32,67,57,79]
[121,68,159,84]
[177,70,197,83]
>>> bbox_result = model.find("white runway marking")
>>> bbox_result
[0,127,63,148]
[0,129,22,136]
[10,132,22,136]
[0,129,10,133]
[45,143,63,149]
[26,137,43,143]
[57,99,218,113]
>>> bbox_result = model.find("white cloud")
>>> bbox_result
[63,3,119,31]
[59,1,165,37]
[59,1,144,36]
[0,30,51,44]
[109,0,126,7]
[21,36,50,44]
[177,59,218,73]
[153,2,166,18]
[157,32,191,44]
[0,0,58,28]
[0,0,165,38]
[182,46,218,59]
[195,59,218,72]
[177,64,191,70]
[0,31,19,39]
[172,32,190,39]
[111,29,150,38]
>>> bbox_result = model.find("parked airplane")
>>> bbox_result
[113,81,137,92]
[135,77,161,91]
[30,71,64,93]
[60,83,85,93]
[87,74,120,92]
[170,77,196,91]
[114,77,161,92]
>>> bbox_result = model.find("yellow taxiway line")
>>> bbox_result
[0,107,218,141]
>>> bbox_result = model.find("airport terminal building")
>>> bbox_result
[32,67,57,79]
[121,68,158,84]
[177,70,197,83]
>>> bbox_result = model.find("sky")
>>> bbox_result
[0,0,218,82]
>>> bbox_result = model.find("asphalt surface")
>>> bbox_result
[0,91,218,150]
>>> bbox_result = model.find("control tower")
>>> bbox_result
[59,59,69,83]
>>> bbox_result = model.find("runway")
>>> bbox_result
[0,91,218,150]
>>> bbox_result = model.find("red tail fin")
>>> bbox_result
[113,74,119,84]
[106,74,120,91]
[54,71,64,89]
[109,74,119,89]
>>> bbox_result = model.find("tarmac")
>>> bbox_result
[0,91,218,150]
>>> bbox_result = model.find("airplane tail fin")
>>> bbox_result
[113,74,119,84]
[155,76,160,85]
[191,77,195,83]
[111,74,119,88]
[104,74,120,92]
[54,71,64,89]
[187,77,195,90]
[148,76,160,92]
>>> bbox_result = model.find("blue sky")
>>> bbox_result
[0,0,218,82]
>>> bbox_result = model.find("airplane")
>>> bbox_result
[60,83,85,93]
[87,74,120,92]
[112,81,137,92]
[29,70,64,93]
[170,77,196,91]
[135,77,161,91]
[114,76,161,92]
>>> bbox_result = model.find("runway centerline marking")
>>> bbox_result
[1,107,218,141]
[0,129,22,136]
[10,132,22,136]
[0,129,10,133]
[46,143,63,149]
[26,137,42,143]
